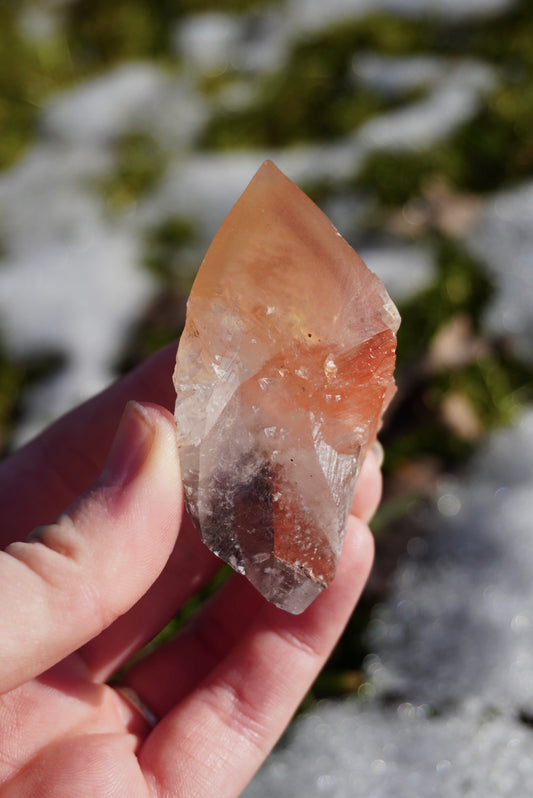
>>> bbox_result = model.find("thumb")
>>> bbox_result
[0,401,183,695]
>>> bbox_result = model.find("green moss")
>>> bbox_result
[299,14,436,60]
[115,215,198,374]
[200,18,424,150]
[202,3,533,154]
[143,215,197,281]
[178,0,281,11]
[63,0,179,66]
[357,82,533,202]
[384,417,476,473]
[202,85,387,149]
[115,285,190,375]
[395,237,493,371]
[0,7,78,169]
[379,233,533,473]
[0,347,66,456]
[357,150,438,206]
[351,0,533,198]
[96,130,168,211]
[461,0,533,70]
[378,239,498,470]
[322,0,533,67]
[385,351,533,472]
[432,353,533,432]
[197,69,244,99]
[63,0,281,70]
[441,84,533,192]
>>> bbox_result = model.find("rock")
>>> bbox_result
[173,161,399,613]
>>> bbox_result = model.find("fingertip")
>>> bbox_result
[135,401,176,429]
[99,401,156,490]
[112,400,182,537]
[351,445,383,523]
[370,439,384,468]
[342,514,375,580]
[136,402,182,466]
[96,401,182,526]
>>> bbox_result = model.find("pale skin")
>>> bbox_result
[0,343,380,797]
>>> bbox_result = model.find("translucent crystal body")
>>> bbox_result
[173,161,400,613]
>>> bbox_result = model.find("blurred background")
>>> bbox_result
[1,0,532,795]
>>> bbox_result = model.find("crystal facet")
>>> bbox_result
[173,161,400,613]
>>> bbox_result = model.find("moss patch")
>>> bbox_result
[96,130,168,211]
[0,347,66,455]
[143,215,197,281]
[395,237,493,369]
[0,6,78,169]
[358,150,439,207]
[443,84,533,192]
[63,0,179,67]
[200,20,417,150]
[63,0,282,70]
[379,237,533,472]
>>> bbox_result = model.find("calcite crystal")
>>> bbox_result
[173,161,400,613]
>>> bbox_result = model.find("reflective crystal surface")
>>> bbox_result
[174,161,400,613]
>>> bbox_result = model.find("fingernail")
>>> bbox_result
[100,401,155,488]
[370,439,384,468]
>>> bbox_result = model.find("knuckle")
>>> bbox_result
[26,514,79,560]
[6,508,112,634]
[203,677,272,756]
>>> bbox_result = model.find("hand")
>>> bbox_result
[0,343,380,797]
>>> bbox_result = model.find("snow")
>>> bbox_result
[359,244,436,304]
[357,61,494,151]
[353,54,449,97]
[290,0,514,33]
[245,700,533,798]
[43,63,206,151]
[0,140,154,443]
[467,181,533,364]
